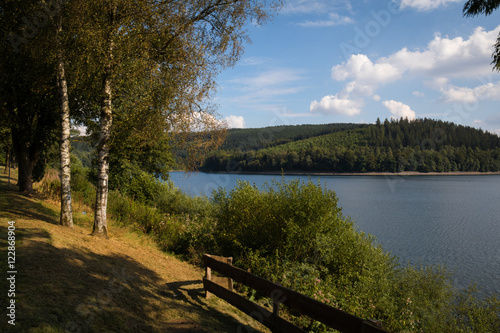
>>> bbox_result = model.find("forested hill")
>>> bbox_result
[201,118,500,173]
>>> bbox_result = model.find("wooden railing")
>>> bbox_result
[203,254,387,333]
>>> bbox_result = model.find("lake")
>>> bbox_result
[169,171,500,295]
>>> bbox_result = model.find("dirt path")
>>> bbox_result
[0,171,267,333]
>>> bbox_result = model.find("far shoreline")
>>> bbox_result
[171,170,500,177]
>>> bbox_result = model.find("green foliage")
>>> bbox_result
[220,123,367,152]
[71,137,94,168]
[109,161,164,204]
[70,154,96,208]
[451,286,500,332]
[212,179,345,261]
[202,118,500,173]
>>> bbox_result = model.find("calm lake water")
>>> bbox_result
[169,171,500,295]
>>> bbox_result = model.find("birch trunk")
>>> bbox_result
[92,54,113,238]
[92,74,112,238]
[57,13,73,228]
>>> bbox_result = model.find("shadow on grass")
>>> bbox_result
[0,171,59,225]
[0,229,265,332]
[0,190,59,225]
[0,169,265,332]
[0,225,265,333]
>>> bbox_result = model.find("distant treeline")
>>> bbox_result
[201,118,500,173]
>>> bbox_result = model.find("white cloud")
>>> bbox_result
[333,26,499,96]
[324,25,500,112]
[413,91,426,98]
[400,0,462,11]
[373,94,381,101]
[225,115,246,129]
[312,25,499,118]
[441,81,500,103]
[310,95,363,115]
[390,27,499,78]
[331,54,403,97]
[382,100,416,120]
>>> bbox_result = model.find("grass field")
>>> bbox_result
[0,168,267,333]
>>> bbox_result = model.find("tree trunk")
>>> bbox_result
[57,13,73,228]
[14,141,36,194]
[92,70,112,238]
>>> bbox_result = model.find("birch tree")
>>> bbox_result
[77,0,281,238]
[54,0,73,227]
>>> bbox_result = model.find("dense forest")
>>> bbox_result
[200,118,500,173]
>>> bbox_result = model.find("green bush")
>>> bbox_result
[451,286,500,332]
[207,178,496,332]
[71,154,96,208]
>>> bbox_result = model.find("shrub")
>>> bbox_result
[71,155,95,208]
[36,168,61,199]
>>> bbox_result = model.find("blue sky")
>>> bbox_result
[215,0,500,135]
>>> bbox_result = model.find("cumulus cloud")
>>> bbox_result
[441,82,500,104]
[309,95,363,115]
[382,100,416,120]
[311,25,499,118]
[332,26,499,96]
[225,115,246,129]
[332,54,403,97]
[400,0,462,11]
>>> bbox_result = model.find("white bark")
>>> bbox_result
[92,42,113,238]
[57,11,73,228]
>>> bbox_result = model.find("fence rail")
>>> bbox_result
[202,254,387,333]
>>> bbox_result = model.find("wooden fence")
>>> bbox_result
[203,254,387,333]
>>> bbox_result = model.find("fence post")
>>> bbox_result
[206,263,212,299]
[227,257,233,292]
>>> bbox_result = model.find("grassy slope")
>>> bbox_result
[0,169,268,333]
